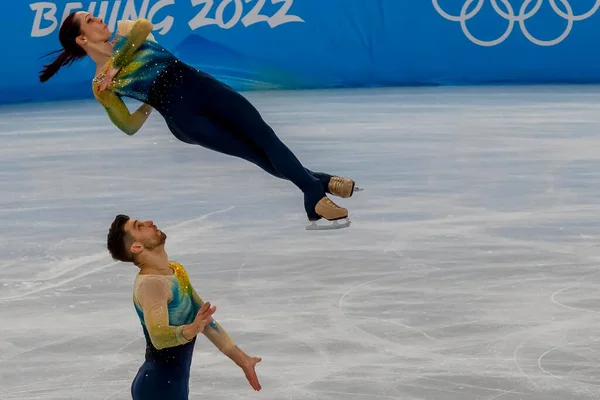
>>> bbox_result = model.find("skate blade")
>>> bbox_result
[353,186,364,193]
[306,218,351,231]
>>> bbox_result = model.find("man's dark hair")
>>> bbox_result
[107,214,134,262]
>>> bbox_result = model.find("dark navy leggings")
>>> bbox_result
[149,62,332,220]
[131,330,195,400]
[131,364,190,400]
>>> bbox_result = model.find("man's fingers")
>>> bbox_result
[196,302,210,316]
[243,360,262,391]
[247,370,261,391]
[199,304,216,317]
[195,303,216,323]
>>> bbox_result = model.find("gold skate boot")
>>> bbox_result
[328,176,361,198]
[307,196,351,231]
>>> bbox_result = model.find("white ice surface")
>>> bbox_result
[1,85,600,399]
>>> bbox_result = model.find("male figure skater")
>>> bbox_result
[106,214,262,399]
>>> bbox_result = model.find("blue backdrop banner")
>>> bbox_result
[2,0,600,104]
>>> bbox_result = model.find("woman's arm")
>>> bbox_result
[112,18,154,69]
[94,90,152,136]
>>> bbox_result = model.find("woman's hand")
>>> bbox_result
[98,66,121,91]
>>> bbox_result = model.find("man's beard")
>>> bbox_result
[145,232,167,250]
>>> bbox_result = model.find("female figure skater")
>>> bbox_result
[39,12,360,229]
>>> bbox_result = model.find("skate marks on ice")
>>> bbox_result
[0,206,236,303]
[329,257,600,399]
[214,217,600,399]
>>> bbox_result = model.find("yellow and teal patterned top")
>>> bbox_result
[92,18,175,135]
[133,261,235,352]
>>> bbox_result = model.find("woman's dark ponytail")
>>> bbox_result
[39,49,80,82]
[38,12,86,83]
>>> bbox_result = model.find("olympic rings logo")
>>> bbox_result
[432,0,600,46]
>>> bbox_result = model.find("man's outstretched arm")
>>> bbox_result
[191,287,262,391]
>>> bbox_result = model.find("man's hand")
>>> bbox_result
[241,356,262,391]
[98,66,121,91]
[182,301,216,340]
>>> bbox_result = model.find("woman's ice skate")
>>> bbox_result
[328,176,363,198]
[306,197,351,231]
